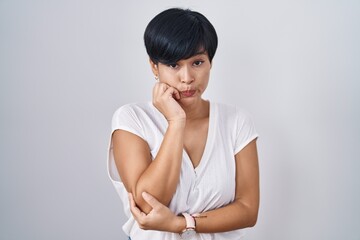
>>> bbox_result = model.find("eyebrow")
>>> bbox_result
[160,51,208,65]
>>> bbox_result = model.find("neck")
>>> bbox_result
[180,99,209,121]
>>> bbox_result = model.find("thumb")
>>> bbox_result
[142,192,162,210]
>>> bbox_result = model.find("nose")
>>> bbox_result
[180,66,194,84]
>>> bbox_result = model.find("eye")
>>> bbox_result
[193,60,204,66]
[168,63,178,69]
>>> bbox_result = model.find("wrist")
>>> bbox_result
[168,119,186,128]
[172,215,186,233]
[178,213,196,239]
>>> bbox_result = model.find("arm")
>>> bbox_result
[129,139,259,233]
[112,83,186,214]
[113,120,185,214]
[192,138,259,232]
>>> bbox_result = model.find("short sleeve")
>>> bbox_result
[107,103,151,226]
[234,107,259,154]
[111,104,146,140]
[108,104,146,183]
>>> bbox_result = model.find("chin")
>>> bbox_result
[179,96,201,106]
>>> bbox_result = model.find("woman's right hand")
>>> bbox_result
[129,192,185,233]
[152,82,186,122]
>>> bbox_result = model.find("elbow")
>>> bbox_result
[131,183,173,214]
[248,213,258,227]
[246,207,259,227]
[236,200,258,228]
[131,188,153,214]
[132,186,170,214]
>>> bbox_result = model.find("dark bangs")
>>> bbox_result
[144,8,218,64]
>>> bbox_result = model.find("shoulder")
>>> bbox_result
[111,102,154,129]
[113,101,151,114]
[212,102,256,136]
[112,102,153,119]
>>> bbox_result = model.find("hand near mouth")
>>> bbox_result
[152,82,186,122]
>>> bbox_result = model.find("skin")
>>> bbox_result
[112,52,260,234]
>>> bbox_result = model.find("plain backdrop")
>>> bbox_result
[1,0,359,239]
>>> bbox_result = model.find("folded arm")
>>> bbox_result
[192,138,259,232]
[112,120,185,214]
[129,139,259,233]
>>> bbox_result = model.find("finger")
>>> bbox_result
[142,192,162,210]
[173,89,181,100]
[128,193,146,218]
[153,82,161,97]
[128,193,140,215]
[163,86,178,99]
[159,83,169,93]
[163,85,181,99]
[153,82,168,99]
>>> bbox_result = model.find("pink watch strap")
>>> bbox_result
[181,213,195,229]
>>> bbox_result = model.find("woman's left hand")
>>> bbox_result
[128,192,185,233]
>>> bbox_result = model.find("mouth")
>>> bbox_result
[180,90,196,98]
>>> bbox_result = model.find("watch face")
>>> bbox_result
[180,229,196,239]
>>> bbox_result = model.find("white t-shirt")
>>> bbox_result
[107,101,258,240]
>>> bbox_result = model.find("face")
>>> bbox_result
[150,53,212,106]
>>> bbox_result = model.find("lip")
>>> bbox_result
[180,90,196,98]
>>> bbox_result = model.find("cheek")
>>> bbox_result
[200,81,209,93]
[159,70,176,84]
[198,72,210,90]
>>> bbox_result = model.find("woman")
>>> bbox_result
[107,8,259,240]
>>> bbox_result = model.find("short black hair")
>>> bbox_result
[144,8,218,64]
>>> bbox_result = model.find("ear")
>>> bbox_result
[149,58,159,77]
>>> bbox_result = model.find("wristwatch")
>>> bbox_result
[179,213,196,239]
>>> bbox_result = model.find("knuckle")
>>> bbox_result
[138,222,149,230]
[138,218,146,226]
[153,98,161,105]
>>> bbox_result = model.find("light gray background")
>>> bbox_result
[1,0,359,239]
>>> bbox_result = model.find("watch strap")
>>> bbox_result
[181,213,195,229]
